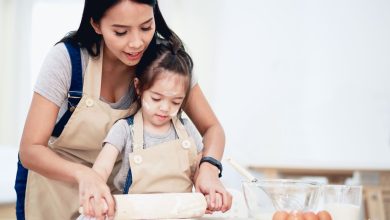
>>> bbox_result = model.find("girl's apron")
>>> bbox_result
[25,47,137,220]
[127,110,198,194]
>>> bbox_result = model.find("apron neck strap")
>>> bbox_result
[171,117,189,139]
[83,44,103,99]
[132,110,144,151]
[132,111,190,152]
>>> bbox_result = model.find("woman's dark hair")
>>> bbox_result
[58,0,184,58]
[133,40,193,115]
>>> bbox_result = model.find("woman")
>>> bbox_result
[16,0,231,219]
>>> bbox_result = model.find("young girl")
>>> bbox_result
[81,41,206,217]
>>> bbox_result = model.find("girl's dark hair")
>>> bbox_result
[58,0,183,59]
[133,40,193,116]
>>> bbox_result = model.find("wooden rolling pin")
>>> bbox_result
[79,193,207,219]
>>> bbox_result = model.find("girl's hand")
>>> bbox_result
[75,167,115,220]
[204,193,223,214]
[195,162,232,213]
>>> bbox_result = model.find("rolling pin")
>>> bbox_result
[79,193,207,219]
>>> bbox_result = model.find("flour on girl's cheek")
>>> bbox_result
[161,91,180,117]
[169,109,179,117]
[142,99,151,110]
[142,98,180,117]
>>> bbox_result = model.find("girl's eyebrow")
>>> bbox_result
[112,17,154,28]
[151,91,185,99]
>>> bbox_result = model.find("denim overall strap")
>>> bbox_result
[123,115,134,194]
[52,41,83,137]
[14,155,28,220]
[125,115,134,126]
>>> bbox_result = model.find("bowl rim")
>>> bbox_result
[241,178,322,186]
[321,184,363,188]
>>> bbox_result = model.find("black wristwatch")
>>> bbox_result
[199,156,223,178]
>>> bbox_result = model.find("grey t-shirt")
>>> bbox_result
[103,118,203,192]
[34,43,198,124]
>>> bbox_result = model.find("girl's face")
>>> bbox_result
[137,71,188,131]
[91,1,155,66]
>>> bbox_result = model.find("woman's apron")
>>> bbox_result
[127,110,198,194]
[25,47,136,220]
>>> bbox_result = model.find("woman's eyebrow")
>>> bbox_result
[112,17,154,28]
[141,17,154,25]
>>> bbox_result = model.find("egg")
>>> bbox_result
[317,210,332,220]
[287,211,304,220]
[272,211,289,220]
[303,212,319,220]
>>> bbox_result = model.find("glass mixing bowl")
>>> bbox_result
[242,179,321,219]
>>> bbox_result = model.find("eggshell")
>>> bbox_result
[272,211,289,220]
[287,211,304,220]
[317,210,332,220]
[303,211,319,220]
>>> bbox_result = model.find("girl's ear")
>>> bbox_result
[90,18,102,34]
[134,78,141,95]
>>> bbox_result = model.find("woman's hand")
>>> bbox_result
[77,143,119,219]
[75,167,115,220]
[185,85,231,213]
[195,162,232,213]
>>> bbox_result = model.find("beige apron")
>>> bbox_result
[127,110,198,194]
[25,47,137,220]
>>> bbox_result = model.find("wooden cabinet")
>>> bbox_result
[364,187,387,220]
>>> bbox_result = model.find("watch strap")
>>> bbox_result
[199,156,223,178]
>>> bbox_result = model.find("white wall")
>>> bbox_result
[213,0,390,169]
[0,0,33,148]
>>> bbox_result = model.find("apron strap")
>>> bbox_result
[82,44,103,99]
[132,111,191,152]
[171,117,189,139]
[132,110,144,152]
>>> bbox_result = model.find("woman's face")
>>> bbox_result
[91,1,156,66]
